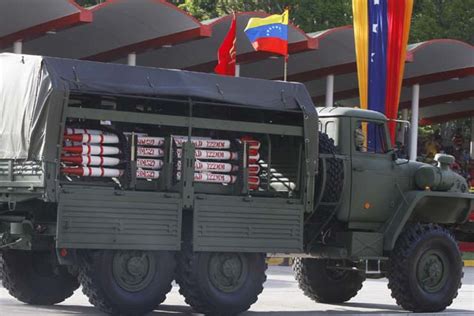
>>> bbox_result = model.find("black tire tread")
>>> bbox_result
[176,246,267,315]
[293,258,364,304]
[387,223,463,312]
[0,251,78,305]
[78,252,173,316]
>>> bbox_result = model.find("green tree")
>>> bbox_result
[410,0,474,44]
[177,0,352,32]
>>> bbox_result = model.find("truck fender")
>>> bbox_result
[382,190,473,251]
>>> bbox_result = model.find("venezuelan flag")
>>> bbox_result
[244,10,289,56]
[352,0,413,143]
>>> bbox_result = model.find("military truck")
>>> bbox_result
[0,53,472,315]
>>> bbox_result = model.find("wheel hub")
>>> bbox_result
[208,253,248,293]
[112,251,155,292]
[417,250,448,293]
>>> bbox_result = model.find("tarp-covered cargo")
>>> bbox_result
[0,53,315,160]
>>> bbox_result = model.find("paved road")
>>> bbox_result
[1,266,473,315]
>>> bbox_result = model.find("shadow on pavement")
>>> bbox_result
[13,303,471,316]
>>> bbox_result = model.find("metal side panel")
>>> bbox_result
[57,185,182,251]
[193,195,304,253]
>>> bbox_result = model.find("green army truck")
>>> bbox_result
[0,53,472,315]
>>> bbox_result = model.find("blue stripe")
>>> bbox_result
[368,0,388,114]
[245,23,288,43]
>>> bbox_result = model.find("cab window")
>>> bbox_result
[354,121,387,154]
[319,119,339,146]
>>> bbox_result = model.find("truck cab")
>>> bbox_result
[316,106,470,236]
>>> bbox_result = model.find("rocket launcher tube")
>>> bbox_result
[137,158,163,170]
[61,155,120,166]
[64,134,119,144]
[137,147,165,158]
[61,167,123,177]
[62,145,120,155]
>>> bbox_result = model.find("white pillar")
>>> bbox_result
[127,53,136,66]
[13,40,22,54]
[470,117,474,159]
[409,84,420,161]
[325,74,334,107]
[235,64,240,77]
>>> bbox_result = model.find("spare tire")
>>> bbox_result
[315,132,344,208]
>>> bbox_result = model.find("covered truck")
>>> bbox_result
[0,53,472,315]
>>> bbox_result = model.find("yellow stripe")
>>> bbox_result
[352,0,368,110]
[464,260,474,267]
[245,10,288,31]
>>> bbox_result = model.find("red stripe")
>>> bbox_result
[86,155,90,165]
[459,242,474,253]
[87,166,92,177]
[100,134,104,144]
[252,37,288,56]
[385,0,408,144]
[100,145,103,155]
[100,167,104,177]
[87,145,91,155]
[100,156,104,166]
[469,211,474,222]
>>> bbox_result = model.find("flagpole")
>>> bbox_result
[283,55,288,82]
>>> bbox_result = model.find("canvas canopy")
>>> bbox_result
[0,53,315,160]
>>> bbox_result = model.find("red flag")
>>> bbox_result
[215,14,237,76]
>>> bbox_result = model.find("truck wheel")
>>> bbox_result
[387,223,463,312]
[176,250,267,315]
[0,250,79,305]
[78,250,175,316]
[293,258,365,303]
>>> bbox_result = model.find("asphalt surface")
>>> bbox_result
[0,266,473,315]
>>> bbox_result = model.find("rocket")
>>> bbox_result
[62,145,120,155]
[136,147,165,158]
[137,136,165,147]
[174,137,231,149]
[61,167,123,177]
[61,155,120,166]
[136,158,164,170]
[64,134,119,144]
[176,160,238,173]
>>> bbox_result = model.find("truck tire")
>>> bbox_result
[78,250,175,316]
[176,249,267,315]
[387,223,463,312]
[0,250,79,305]
[316,132,344,206]
[293,258,365,303]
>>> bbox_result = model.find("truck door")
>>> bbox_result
[350,119,397,223]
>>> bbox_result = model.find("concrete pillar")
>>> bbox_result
[409,84,420,161]
[470,117,474,159]
[235,64,240,77]
[127,53,136,66]
[325,74,334,107]
[13,40,22,54]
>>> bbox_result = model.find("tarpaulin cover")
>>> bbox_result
[0,53,315,160]
[0,54,53,160]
